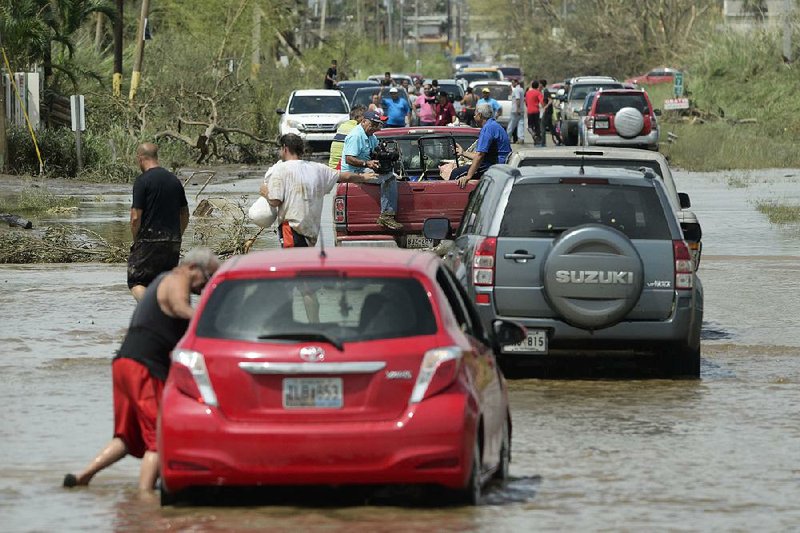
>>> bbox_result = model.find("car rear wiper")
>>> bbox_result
[257,332,344,351]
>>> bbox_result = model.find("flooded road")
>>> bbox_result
[1,168,800,531]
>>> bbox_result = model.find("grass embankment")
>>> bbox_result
[649,31,800,171]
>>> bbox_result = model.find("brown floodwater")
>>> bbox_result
[1,168,799,531]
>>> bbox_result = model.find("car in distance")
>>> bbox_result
[497,66,523,83]
[277,89,350,152]
[624,67,680,86]
[350,86,412,112]
[336,80,379,105]
[469,80,513,127]
[367,73,414,87]
[580,89,660,151]
[159,247,525,505]
[506,147,703,267]
[431,164,703,378]
[556,76,624,145]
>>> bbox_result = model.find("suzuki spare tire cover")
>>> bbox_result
[614,107,644,138]
[543,224,644,329]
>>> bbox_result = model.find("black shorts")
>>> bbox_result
[127,240,181,289]
[279,221,310,248]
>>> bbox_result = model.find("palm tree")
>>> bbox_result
[0,0,51,70]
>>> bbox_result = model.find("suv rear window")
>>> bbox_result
[595,94,649,114]
[570,83,622,101]
[196,277,437,342]
[499,183,671,239]
[517,158,664,178]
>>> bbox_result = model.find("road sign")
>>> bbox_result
[664,98,690,110]
[673,71,684,97]
[70,95,85,132]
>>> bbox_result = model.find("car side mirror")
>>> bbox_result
[678,192,691,209]
[423,217,451,240]
[276,109,285,115]
[654,108,662,116]
[492,319,527,346]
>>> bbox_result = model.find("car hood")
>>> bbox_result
[283,113,348,123]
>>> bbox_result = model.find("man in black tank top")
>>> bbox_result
[127,142,190,302]
[64,248,219,491]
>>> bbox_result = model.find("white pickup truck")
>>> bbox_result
[469,80,513,127]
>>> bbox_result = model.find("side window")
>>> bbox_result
[458,178,491,237]
[436,268,474,336]
[442,267,487,342]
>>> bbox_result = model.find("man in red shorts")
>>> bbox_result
[63,248,219,491]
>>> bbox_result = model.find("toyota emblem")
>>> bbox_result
[299,346,326,362]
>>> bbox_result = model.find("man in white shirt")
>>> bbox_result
[507,78,526,144]
[260,134,376,248]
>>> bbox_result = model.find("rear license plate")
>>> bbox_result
[282,378,343,408]
[503,330,548,354]
[406,235,434,248]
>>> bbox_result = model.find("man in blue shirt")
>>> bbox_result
[380,87,411,128]
[342,110,403,230]
[454,103,511,188]
[477,87,502,120]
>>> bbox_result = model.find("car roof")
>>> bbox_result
[375,126,481,137]
[570,76,619,84]
[470,80,512,87]
[336,80,379,86]
[510,146,668,163]
[594,88,647,96]
[490,164,657,185]
[292,89,345,97]
[217,248,439,278]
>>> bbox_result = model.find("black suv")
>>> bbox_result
[428,164,703,377]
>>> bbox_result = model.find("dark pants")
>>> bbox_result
[528,113,542,144]
[450,162,491,182]
[127,240,181,289]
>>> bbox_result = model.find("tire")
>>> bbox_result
[614,107,644,138]
[662,342,701,378]
[160,481,178,506]
[456,437,482,505]
[492,417,511,482]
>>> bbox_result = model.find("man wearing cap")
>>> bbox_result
[453,103,511,188]
[379,86,411,128]
[342,111,403,230]
[435,91,457,126]
[477,87,502,120]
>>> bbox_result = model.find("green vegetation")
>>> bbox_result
[755,201,800,224]
[7,184,80,213]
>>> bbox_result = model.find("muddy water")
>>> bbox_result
[1,169,800,531]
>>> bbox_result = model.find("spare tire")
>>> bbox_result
[614,107,644,138]
[542,224,644,330]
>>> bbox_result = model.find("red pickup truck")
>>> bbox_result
[334,126,481,248]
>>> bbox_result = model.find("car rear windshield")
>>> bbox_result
[289,95,348,114]
[570,83,622,101]
[352,88,409,109]
[475,85,511,100]
[437,83,464,100]
[196,277,437,343]
[517,158,664,179]
[499,183,671,239]
[595,94,649,114]
[499,67,522,77]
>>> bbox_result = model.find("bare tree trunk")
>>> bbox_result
[251,5,261,78]
[113,0,123,97]
[0,72,7,171]
[129,0,151,102]
[94,12,105,53]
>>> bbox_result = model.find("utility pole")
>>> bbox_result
[400,0,405,54]
[319,0,327,48]
[251,5,261,78]
[0,34,7,172]
[784,0,793,62]
[113,0,123,97]
[388,0,393,49]
[129,0,151,102]
[414,0,419,57]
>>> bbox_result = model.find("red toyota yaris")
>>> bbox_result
[159,248,525,505]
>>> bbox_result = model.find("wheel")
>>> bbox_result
[456,436,482,505]
[159,481,178,506]
[492,417,511,482]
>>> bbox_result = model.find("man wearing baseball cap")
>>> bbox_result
[477,87,502,120]
[341,110,403,230]
[379,86,411,128]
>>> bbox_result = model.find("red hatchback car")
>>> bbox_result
[159,247,525,505]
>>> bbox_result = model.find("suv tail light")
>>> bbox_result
[673,240,694,290]
[334,196,346,224]
[410,346,462,403]
[171,349,218,406]
[472,237,497,286]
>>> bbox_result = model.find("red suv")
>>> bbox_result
[158,247,525,505]
[580,89,660,151]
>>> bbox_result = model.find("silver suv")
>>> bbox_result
[428,164,703,377]
[557,76,623,146]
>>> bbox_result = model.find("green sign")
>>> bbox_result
[673,72,684,97]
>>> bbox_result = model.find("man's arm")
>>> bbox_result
[338,170,378,183]
[457,152,485,188]
[130,208,142,240]
[179,206,189,235]
[157,272,194,319]
[345,154,380,170]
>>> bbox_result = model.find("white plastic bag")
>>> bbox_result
[248,196,278,228]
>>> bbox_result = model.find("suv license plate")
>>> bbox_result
[406,235,434,249]
[283,378,343,408]
[503,331,548,354]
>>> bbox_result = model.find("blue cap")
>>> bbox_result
[363,110,386,124]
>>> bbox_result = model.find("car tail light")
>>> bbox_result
[472,237,496,286]
[171,349,218,406]
[334,196,346,224]
[673,240,694,290]
[410,346,463,403]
